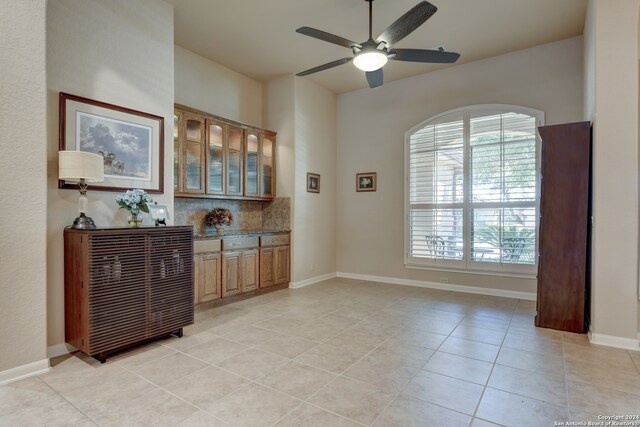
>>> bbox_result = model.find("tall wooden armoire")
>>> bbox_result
[536,121,591,333]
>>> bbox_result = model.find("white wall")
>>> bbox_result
[293,78,337,282]
[46,0,175,349]
[584,0,640,347]
[263,76,338,284]
[337,37,584,295]
[0,0,48,375]
[175,45,263,127]
[263,75,295,199]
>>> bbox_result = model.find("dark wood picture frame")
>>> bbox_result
[356,172,377,192]
[58,92,164,194]
[307,173,320,193]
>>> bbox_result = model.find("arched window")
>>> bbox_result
[405,105,544,276]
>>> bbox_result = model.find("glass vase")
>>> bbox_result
[128,212,143,227]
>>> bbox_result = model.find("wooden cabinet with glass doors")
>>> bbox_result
[174,104,276,200]
[174,112,205,193]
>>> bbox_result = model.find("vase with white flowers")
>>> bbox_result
[205,208,233,234]
[116,189,152,227]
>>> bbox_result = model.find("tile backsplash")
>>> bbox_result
[174,197,290,235]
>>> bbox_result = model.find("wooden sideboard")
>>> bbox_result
[194,232,290,307]
[64,226,194,362]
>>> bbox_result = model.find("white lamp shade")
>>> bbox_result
[353,50,388,72]
[58,151,104,183]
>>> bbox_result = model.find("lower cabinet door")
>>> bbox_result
[241,249,259,292]
[222,252,242,297]
[195,253,221,303]
[274,246,290,285]
[259,248,275,288]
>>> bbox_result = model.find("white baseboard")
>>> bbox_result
[47,343,75,358]
[336,272,537,301]
[289,272,337,289]
[588,331,640,351]
[0,359,50,386]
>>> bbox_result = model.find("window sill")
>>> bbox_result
[404,262,537,279]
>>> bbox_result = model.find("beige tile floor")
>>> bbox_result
[2,278,640,426]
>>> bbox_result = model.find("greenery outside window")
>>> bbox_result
[405,105,544,276]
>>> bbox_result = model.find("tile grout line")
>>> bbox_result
[36,375,101,427]
[52,284,529,426]
[367,302,468,426]
[466,297,518,425]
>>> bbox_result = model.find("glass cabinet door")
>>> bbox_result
[245,130,260,197]
[207,121,225,194]
[173,114,180,191]
[261,133,275,198]
[184,115,205,193]
[227,125,243,195]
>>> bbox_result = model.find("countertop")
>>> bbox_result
[194,229,290,239]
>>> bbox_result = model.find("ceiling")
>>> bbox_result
[167,0,587,94]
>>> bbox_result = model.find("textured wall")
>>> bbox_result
[293,78,338,282]
[175,45,263,127]
[336,37,584,294]
[0,0,48,372]
[584,0,640,344]
[263,76,338,283]
[46,0,175,349]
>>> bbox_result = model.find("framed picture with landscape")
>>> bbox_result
[58,92,164,193]
[356,172,377,192]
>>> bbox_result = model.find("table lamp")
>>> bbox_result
[58,151,105,229]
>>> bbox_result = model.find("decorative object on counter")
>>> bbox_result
[356,172,377,192]
[58,150,105,229]
[149,203,169,227]
[58,92,164,194]
[116,189,152,227]
[307,173,320,193]
[205,207,234,234]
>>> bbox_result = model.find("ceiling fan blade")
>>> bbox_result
[389,48,460,63]
[296,27,361,49]
[365,68,384,88]
[296,57,353,77]
[376,1,437,47]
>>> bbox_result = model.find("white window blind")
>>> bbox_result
[406,106,542,275]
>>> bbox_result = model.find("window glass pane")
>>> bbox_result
[186,119,201,141]
[472,207,536,264]
[174,115,179,189]
[185,141,201,190]
[228,127,242,194]
[471,112,537,203]
[408,107,540,270]
[410,208,463,260]
[262,137,273,195]
[503,141,536,201]
[410,117,463,204]
[173,115,179,140]
[208,124,223,193]
[246,133,258,195]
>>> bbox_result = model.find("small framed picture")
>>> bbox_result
[356,172,377,192]
[307,173,320,193]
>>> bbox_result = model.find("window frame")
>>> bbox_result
[404,104,544,278]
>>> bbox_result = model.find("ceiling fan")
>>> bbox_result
[295,0,460,88]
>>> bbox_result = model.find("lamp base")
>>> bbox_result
[71,213,97,229]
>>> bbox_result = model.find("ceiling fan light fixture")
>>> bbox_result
[353,50,388,72]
